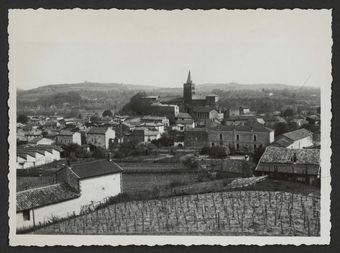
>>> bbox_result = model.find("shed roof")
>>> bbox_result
[87,127,110,135]
[17,183,80,212]
[281,128,312,141]
[70,159,123,179]
[257,146,319,165]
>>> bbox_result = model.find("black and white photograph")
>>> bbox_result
[7,9,332,246]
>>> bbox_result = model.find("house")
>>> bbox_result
[224,116,265,126]
[141,115,170,127]
[29,137,55,146]
[255,146,320,185]
[25,132,43,142]
[16,158,123,231]
[191,107,221,121]
[86,127,115,149]
[125,127,161,143]
[208,123,274,153]
[272,128,313,149]
[174,119,195,131]
[151,102,180,119]
[56,130,82,146]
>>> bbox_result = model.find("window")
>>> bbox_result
[254,144,257,150]
[212,142,215,147]
[253,135,257,141]
[236,134,240,141]
[236,144,240,150]
[23,210,30,221]
[219,134,223,140]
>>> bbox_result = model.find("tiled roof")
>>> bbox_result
[87,127,109,135]
[70,159,123,179]
[270,137,294,148]
[257,146,320,165]
[17,183,80,212]
[213,122,272,133]
[177,112,192,119]
[58,130,75,136]
[281,128,312,141]
[176,119,194,125]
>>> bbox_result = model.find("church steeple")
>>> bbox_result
[186,70,192,84]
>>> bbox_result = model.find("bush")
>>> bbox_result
[209,146,228,159]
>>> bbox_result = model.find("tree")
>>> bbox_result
[120,92,152,115]
[253,145,266,164]
[274,122,289,136]
[283,108,294,118]
[208,146,228,159]
[17,114,28,124]
[93,146,107,159]
[102,109,113,118]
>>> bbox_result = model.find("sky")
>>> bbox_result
[8,9,332,90]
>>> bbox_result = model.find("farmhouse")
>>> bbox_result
[16,158,123,231]
[272,128,313,149]
[56,130,82,146]
[255,146,320,185]
[86,127,115,149]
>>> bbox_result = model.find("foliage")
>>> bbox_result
[181,154,199,170]
[40,91,83,108]
[102,109,113,118]
[62,143,92,159]
[282,108,295,118]
[92,146,107,159]
[151,132,174,147]
[120,92,152,115]
[17,114,28,124]
[252,145,266,164]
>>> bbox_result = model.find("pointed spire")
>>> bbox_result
[186,70,192,83]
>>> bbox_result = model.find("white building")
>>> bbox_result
[86,127,115,149]
[272,128,313,149]
[16,146,62,169]
[16,158,123,231]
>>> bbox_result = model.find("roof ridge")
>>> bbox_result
[17,183,62,193]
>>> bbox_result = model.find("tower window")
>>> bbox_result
[219,134,223,140]
[236,134,240,141]
[254,135,257,141]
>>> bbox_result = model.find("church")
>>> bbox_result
[183,71,220,121]
[183,71,218,112]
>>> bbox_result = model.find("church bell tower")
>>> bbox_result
[183,70,195,112]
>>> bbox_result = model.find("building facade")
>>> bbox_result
[86,127,115,149]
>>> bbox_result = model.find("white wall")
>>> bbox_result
[72,132,82,145]
[288,136,313,149]
[16,173,122,230]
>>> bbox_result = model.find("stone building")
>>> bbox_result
[184,122,274,153]
[86,127,115,149]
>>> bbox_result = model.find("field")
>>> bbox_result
[122,173,198,195]
[34,190,320,236]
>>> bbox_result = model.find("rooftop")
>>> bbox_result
[70,159,123,179]
[257,146,320,165]
[87,127,111,135]
[281,128,312,141]
[17,183,80,212]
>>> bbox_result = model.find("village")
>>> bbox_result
[16,72,321,235]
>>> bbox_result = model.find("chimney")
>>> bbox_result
[107,152,112,162]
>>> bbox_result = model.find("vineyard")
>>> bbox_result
[34,191,320,236]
